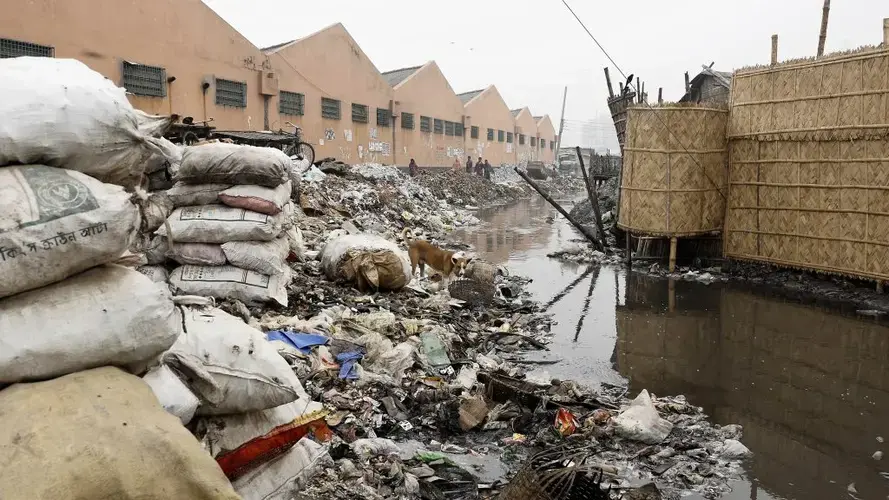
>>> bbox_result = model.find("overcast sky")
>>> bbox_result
[204,0,887,148]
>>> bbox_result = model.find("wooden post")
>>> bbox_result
[576,146,607,243]
[604,68,615,98]
[555,87,567,167]
[878,280,884,294]
[640,82,646,103]
[884,18,889,45]
[817,0,831,57]
[668,237,678,273]
[514,167,605,252]
[626,233,632,267]
[636,77,641,97]
[684,72,690,93]
[668,278,676,313]
[658,88,663,104]
[771,34,779,65]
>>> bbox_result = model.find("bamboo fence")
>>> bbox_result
[725,46,889,280]
[607,92,635,152]
[617,105,729,237]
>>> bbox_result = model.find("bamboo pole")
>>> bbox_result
[514,167,605,252]
[668,237,678,272]
[771,35,779,65]
[817,0,830,57]
[884,18,889,45]
[576,146,607,244]
[658,88,663,104]
[604,68,614,98]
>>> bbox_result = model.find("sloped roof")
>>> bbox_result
[262,39,296,53]
[457,89,485,104]
[382,65,423,87]
[261,22,343,54]
[510,108,523,117]
[533,116,543,121]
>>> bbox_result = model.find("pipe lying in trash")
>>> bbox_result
[514,167,606,252]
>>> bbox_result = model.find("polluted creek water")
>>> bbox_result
[454,195,889,500]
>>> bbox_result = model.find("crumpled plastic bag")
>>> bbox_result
[613,390,674,444]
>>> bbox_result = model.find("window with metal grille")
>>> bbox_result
[434,119,443,134]
[519,134,525,145]
[351,103,368,123]
[455,123,464,136]
[506,132,514,143]
[215,78,246,108]
[0,38,54,58]
[444,121,455,136]
[122,62,165,97]
[471,126,479,139]
[487,128,494,141]
[530,137,537,147]
[321,98,341,120]
[541,139,546,149]
[376,108,390,127]
[497,130,505,142]
[279,91,304,116]
[402,112,414,130]
[550,140,555,150]
[420,116,431,132]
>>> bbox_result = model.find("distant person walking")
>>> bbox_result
[453,157,462,171]
[408,158,418,177]
[483,159,492,180]
[475,158,484,177]
[465,156,473,174]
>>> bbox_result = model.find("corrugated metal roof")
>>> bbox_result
[510,108,523,117]
[382,65,422,87]
[457,89,485,104]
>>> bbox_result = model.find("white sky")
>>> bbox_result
[204,0,887,149]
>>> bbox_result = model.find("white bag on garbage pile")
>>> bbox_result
[140,191,174,232]
[321,233,412,291]
[0,265,180,384]
[0,165,140,299]
[169,265,290,306]
[222,237,290,275]
[219,181,292,215]
[168,242,227,266]
[143,364,201,425]
[286,225,306,261]
[167,182,231,207]
[614,390,674,444]
[355,331,417,385]
[158,205,286,243]
[138,264,170,283]
[176,143,291,187]
[0,58,178,188]
[351,438,400,459]
[0,367,240,500]
[132,233,169,265]
[164,307,306,414]
[233,438,331,500]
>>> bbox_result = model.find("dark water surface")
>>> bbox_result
[453,196,889,500]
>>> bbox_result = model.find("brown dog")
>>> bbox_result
[401,228,472,285]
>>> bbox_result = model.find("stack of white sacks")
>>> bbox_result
[0,57,325,500]
[147,142,301,307]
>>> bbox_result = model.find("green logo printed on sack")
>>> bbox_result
[20,167,99,228]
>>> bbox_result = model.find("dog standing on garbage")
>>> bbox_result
[401,228,472,285]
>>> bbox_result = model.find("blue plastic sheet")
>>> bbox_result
[336,351,364,380]
[266,330,329,354]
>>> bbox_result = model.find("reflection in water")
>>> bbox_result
[456,197,889,500]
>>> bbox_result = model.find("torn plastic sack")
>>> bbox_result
[169,265,290,307]
[351,438,400,460]
[140,191,174,233]
[164,307,307,415]
[337,351,364,380]
[176,143,291,187]
[222,237,290,275]
[166,182,231,207]
[0,58,178,188]
[232,438,332,500]
[0,367,241,500]
[168,242,227,266]
[158,205,286,243]
[132,234,169,265]
[143,364,201,425]
[358,333,416,385]
[285,225,306,261]
[137,265,170,283]
[219,181,292,215]
[0,265,180,384]
[613,389,674,444]
[197,399,328,479]
[320,233,412,292]
[0,165,140,299]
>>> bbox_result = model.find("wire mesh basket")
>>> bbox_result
[448,278,495,307]
[497,445,610,500]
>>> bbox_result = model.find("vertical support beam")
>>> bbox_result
[555,87,567,166]
[390,99,397,167]
[636,77,641,98]
[658,88,663,104]
[684,72,690,93]
[884,18,889,45]
[668,279,676,313]
[669,237,678,273]
[626,233,632,267]
[604,68,615,98]
[817,0,831,57]
[878,280,884,294]
[576,146,607,243]
[771,35,779,65]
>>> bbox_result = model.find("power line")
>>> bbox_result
[559,0,727,200]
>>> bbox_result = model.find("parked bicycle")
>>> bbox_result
[280,121,315,165]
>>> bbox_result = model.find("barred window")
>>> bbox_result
[519,134,525,145]
[420,116,431,132]
[322,98,341,120]
[279,91,304,116]
[434,119,444,134]
[376,108,390,127]
[497,130,505,142]
[487,128,494,141]
[506,132,514,144]
[0,37,54,58]
[351,103,368,123]
[455,122,464,136]
[550,140,555,150]
[215,78,246,108]
[541,139,546,149]
[122,62,165,97]
[402,112,414,130]
[444,121,455,136]
[530,137,537,147]
[471,126,479,139]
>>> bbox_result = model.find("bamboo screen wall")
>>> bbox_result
[725,47,889,279]
[617,106,729,237]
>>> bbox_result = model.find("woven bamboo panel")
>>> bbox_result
[617,106,729,237]
[725,46,889,280]
[608,92,636,152]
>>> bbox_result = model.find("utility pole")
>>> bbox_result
[817,0,831,57]
[555,86,567,167]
